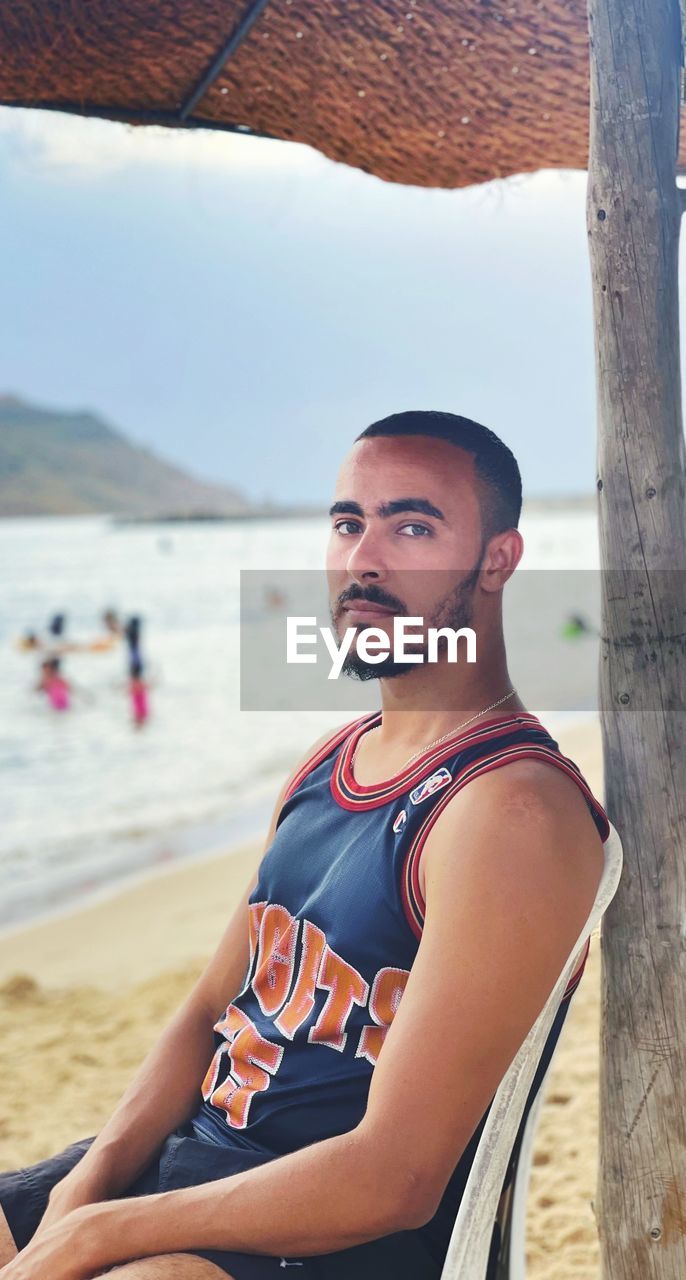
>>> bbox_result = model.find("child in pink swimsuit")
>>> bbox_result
[129,659,150,727]
[37,658,71,711]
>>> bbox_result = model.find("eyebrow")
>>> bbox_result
[328,498,445,521]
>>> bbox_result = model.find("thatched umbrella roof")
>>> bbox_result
[0,0,648,189]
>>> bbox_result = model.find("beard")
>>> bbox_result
[335,566,481,682]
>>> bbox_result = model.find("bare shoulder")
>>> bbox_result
[270,718,358,820]
[284,718,358,786]
[420,755,605,908]
[280,721,355,788]
[470,755,603,831]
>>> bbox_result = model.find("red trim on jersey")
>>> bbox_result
[330,712,545,811]
[399,742,609,1000]
[282,714,376,806]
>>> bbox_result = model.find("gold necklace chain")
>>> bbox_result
[351,689,517,773]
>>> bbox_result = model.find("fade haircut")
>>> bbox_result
[355,410,522,543]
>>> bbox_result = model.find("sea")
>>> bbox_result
[0,509,601,932]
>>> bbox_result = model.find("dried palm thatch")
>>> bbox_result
[0,0,684,188]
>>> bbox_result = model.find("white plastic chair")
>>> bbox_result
[439,821,623,1280]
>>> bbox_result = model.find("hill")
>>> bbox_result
[0,396,257,518]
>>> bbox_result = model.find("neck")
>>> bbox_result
[372,631,526,751]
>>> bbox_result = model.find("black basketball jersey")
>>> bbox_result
[191,710,609,1263]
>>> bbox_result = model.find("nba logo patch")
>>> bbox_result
[392,809,407,835]
[410,767,452,806]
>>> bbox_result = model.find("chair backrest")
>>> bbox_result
[439,821,624,1280]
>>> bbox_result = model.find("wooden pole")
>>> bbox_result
[586,0,686,1274]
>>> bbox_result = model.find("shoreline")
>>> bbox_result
[0,781,279,940]
[0,836,263,990]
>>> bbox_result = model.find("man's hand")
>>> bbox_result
[31,1165,109,1241]
[0,1205,114,1280]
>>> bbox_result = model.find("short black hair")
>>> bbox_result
[355,410,522,542]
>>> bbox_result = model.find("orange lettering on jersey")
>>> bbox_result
[252,903,299,1016]
[356,967,410,1065]
[203,1005,283,1129]
[309,944,369,1052]
[275,919,326,1039]
[247,901,267,985]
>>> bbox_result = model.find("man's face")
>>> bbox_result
[326,435,489,680]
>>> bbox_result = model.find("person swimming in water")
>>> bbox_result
[124,616,143,669]
[128,657,150,728]
[36,657,71,712]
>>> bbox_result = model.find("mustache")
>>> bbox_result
[336,584,407,614]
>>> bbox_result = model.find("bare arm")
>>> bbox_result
[41,882,256,1222]
[40,725,345,1221]
[34,758,604,1271]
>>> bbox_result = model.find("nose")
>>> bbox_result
[344,523,388,584]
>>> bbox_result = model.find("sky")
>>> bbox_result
[0,105,646,505]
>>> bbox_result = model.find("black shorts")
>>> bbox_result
[0,1123,441,1279]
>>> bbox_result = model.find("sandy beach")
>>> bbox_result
[0,718,605,1279]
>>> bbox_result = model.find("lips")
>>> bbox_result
[342,602,397,622]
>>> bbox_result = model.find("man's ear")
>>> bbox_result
[479,529,524,592]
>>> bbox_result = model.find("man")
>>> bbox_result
[0,411,609,1279]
